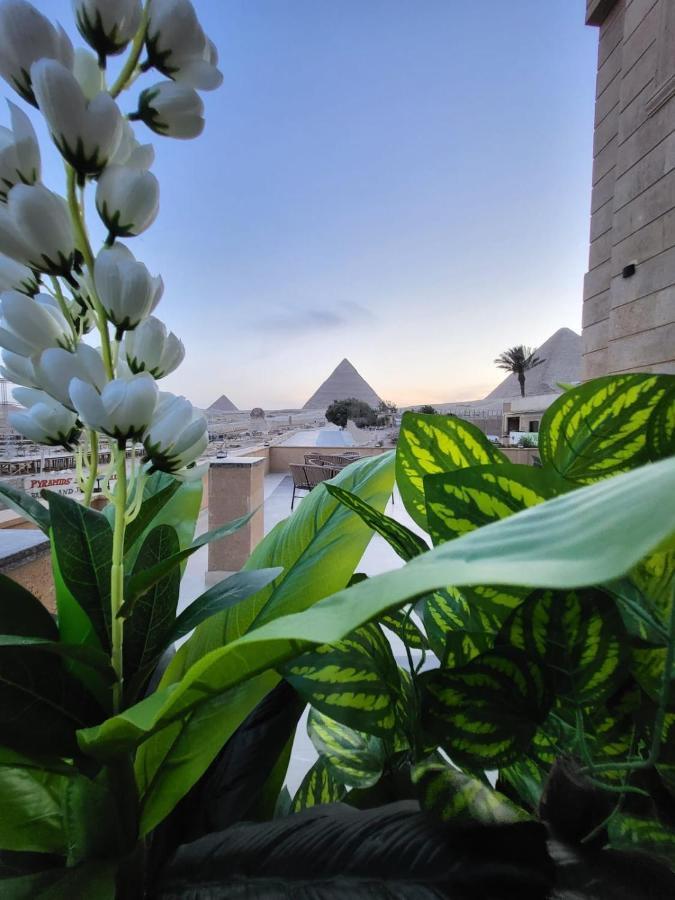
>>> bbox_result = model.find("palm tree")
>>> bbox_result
[494,346,545,398]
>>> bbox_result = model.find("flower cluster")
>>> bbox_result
[0,0,212,476]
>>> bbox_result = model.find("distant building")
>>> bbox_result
[207,394,239,413]
[303,358,383,411]
[583,0,675,378]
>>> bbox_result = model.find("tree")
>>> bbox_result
[494,345,545,398]
[378,400,398,426]
[325,398,377,429]
[417,404,438,415]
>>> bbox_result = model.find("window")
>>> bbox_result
[529,420,539,433]
[507,416,520,433]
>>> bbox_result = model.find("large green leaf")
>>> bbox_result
[284,623,401,737]
[424,463,568,546]
[307,707,385,788]
[0,636,114,681]
[0,764,70,853]
[0,862,117,899]
[380,607,428,650]
[0,576,57,640]
[0,483,50,533]
[647,382,675,460]
[291,757,346,811]
[76,457,675,760]
[122,476,181,553]
[325,483,429,561]
[608,814,675,870]
[412,762,529,825]
[47,492,113,651]
[396,411,506,530]
[420,649,552,769]
[539,373,675,483]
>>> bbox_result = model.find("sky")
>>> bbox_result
[28,1,599,409]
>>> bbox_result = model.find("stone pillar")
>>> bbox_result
[207,456,265,584]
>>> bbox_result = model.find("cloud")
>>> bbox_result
[257,302,375,334]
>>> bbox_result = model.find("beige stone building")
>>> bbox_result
[583,0,675,377]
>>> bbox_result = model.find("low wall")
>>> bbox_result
[266,445,387,474]
[500,447,540,466]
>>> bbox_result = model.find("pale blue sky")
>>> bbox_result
[29,1,598,408]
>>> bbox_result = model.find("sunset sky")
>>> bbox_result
[33,1,599,409]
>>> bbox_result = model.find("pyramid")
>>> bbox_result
[207,394,238,412]
[303,359,383,411]
[485,328,581,400]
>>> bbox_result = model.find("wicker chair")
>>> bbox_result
[289,463,339,509]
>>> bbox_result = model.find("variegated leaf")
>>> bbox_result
[307,707,385,788]
[539,373,675,483]
[395,411,505,530]
[498,758,547,810]
[291,757,345,812]
[646,382,675,461]
[283,623,400,737]
[412,762,529,825]
[608,814,675,869]
[420,649,551,769]
[380,607,428,650]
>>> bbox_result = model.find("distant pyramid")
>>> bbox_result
[485,328,581,399]
[303,359,383,411]
[207,394,238,412]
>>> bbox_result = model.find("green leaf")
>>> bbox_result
[62,771,125,866]
[122,476,181,552]
[539,373,675,483]
[124,511,253,605]
[424,463,568,546]
[46,492,113,651]
[0,637,114,681]
[123,525,181,704]
[380,608,428,650]
[0,483,50,533]
[499,588,629,706]
[420,649,552,769]
[76,457,675,760]
[498,758,547,811]
[0,576,57,640]
[284,623,401,737]
[608,814,675,869]
[0,764,69,853]
[412,762,529,825]
[291,757,346,811]
[396,411,506,530]
[0,862,117,899]
[647,382,675,460]
[307,707,385,788]
[325,483,429,561]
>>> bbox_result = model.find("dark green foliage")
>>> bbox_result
[325,398,377,429]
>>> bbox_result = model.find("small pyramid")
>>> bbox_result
[207,394,238,412]
[303,359,382,411]
[485,328,581,399]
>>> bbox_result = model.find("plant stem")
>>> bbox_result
[110,444,128,712]
[65,166,114,380]
[82,430,99,507]
[110,5,150,99]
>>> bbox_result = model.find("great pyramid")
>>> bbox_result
[207,394,239,412]
[485,328,581,399]
[303,358,383,411]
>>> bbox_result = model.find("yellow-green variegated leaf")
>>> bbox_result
[283,624,400,737]
[499,588,629,706]
[412,762,529,825]
[647,382,675,460]
[291,757,345,812]
[539,373,675,483]
[424,464,568,546]
[396,411,505,530]
[498,758,547,811]
[307,707,385,788]
[420,649,551,770]
[380,607,428,650]
[608,814,675,870]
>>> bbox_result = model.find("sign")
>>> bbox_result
[24,472,79,499]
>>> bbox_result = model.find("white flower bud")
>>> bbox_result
[108,119,154,168]
[72,0,142,60]
[0,0,74,106]
[72,47,104,100]
[10,386,80,448]
[0,252,39,295]
[70,372,158,441]
[135,81,204,139]
[0,100,40,201]
[144,391,207,473]
[0,291,71,356]
[0,183,76,275]
[34,343,106,410]
[96,162,159,238]
[94,243,163,333]
[145,0,222,91]
[0,348,37,387]
[124,315,184,378]
[31,59,123,177]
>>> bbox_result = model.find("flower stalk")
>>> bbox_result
[110,3,150,99]
[110,442,128,711]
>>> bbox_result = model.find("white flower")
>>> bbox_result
[145,0,222,91]
[70,372,158,441]
[0,100,40,201]
[0,183,76,275]
[10,386,79,447]
[31,59,123,177]
[124,315,184,378]
[72,0,142,60]
[0,348,37,386]
[0,0,74,106]
[135,81,204,139]
[0,291,71,356]
[34,343,106,409]
[94,243,163,332]
[144,391,207,473]
[96,162,159,239]
[0,252,39,295]
[72,47,104,100]
[108,120,154,168]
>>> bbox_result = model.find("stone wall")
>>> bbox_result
[583,0,675,378]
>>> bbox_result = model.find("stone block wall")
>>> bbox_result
[583,0,675,378]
